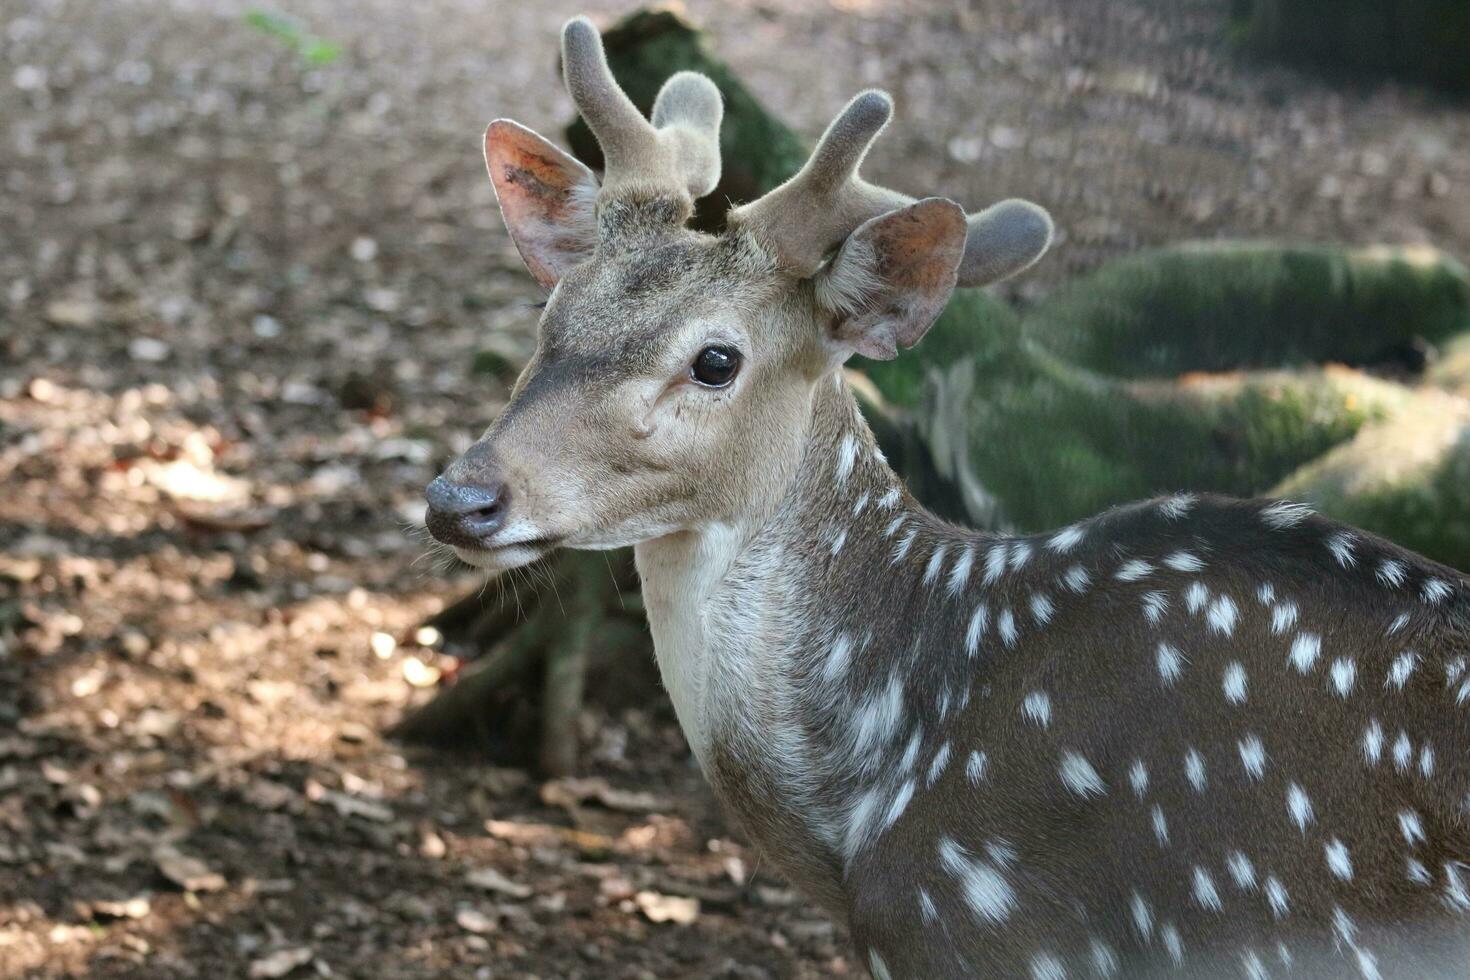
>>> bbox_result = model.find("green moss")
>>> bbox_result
[1025,242,1470,379]
[1272,393,1470,568]
[1234,0,1470,93]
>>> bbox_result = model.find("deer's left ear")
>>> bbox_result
[816,198,967,361]
[485,119,600,289]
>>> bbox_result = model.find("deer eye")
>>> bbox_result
[690,345,741,388]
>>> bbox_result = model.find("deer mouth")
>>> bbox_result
[450,535,560,570]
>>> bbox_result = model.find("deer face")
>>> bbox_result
[425,18,1053,571]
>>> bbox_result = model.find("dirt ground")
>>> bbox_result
[2,0,1468,977]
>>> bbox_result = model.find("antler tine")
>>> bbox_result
[560,18,722,209]
[730,90,1054,285]
[727,90,910,277]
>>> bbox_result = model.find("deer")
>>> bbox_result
[424,17,1470,979]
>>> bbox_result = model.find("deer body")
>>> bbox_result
[424,18,1470,978]
[641,376,1470,977]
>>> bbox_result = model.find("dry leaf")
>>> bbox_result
[454,908,496,934]
[248,946,314,978]
[540,776,668,814]
[634,890,699,925]
[465,867,531,899]
[154,847,226,893]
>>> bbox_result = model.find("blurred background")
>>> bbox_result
[2,0,1468,976]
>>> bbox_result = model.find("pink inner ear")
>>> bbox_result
[484,120,599,288]
[830,198,966,359]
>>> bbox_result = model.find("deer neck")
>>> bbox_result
[635,374,977,896]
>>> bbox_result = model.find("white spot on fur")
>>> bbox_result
[1116,558,1154,582]
[1289,633,1321,673]
[922,544,947,585]
[1130,890,1153,939]
[878,487,900,510]
[881,778,915,831]
[1223,661,1247,703]
[1022,691,1051,728]
[1447,657,1466,687]
[917,888,938,924]
[1059,751,1106,797]
[1062,565,1091,593]
[1185,581,1210,613]
[822,633,853,683]
[868,950,893,980]
[927,742,951,787]
[850,674,905,761]
[964,602,989,657]
[1261,500,1313,529]
[1387,650,1418,690]
[1129,759,1149,798]
[1158,494,1195,519]
[1028,952,1066,980]
[1185,748,1206,792]
[1362,719,1383,765]
[1141,591,1169,624]
[947,545,975,595]
[1398,809,1426,847]
[883,514,906,538]
[1239,734,1266,780]
[1192,866,1221,910]
[1287,783,1314,831]
[1257,582,1276,605]
[998,608,1018,647]
[1377,559,1407,587]
[1157,643,1184,686]
[1271,602,1299,635]
[835,435,858,484]
[1242,949,1268,980]
[1326,531,1357,567]
[1330,657,1357,697]
[1161,922,1183,964]
[829,528,847,556]
[1227,851,1256,890]
[1325,838,1353,880]
[983,545,1008,584]
[1151,804,1168,845]
[1446,862,1470,910]
[1423,578,1452,604]
[1165,550,1204,572]
[1408,858,1432,885]
[1008,541,1033,570]
[1090,938,1119,977]
[1207,595,1238,635]
[1265,876,1289,918]
[966,750,988,785]
[891,529,917,564]
[1387,611,1410,635]
[851,492,870,517]
[1393,730,1413,771]
[1419,743,1435,778]
[938,836,1016,924]
[1048,524,1085,553]
[1030,592,1054,625]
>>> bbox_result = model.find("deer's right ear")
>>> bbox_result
[816,198,967,361]
[484,119,600,289]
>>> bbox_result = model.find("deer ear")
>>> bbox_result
[817,198,967,361]
[484,119,600,289]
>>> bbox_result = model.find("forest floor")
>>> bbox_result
[2,0,1469,977]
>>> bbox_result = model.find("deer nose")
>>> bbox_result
[424,475,508,548]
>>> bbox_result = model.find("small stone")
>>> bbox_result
[127,337,171,362]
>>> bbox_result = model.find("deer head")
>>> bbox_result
[425,17,1053,571]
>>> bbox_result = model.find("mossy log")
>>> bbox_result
[1272,392,1470,568]
[1233,0,1470,93]
[1024,242,1470,379]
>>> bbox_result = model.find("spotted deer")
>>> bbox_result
[424,18,1470,979]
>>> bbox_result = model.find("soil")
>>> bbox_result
[1,0,1467,977]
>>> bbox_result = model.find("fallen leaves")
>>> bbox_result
[153,846,225,893]
[465,866,532,899]
[248,946,315,978]
[634,890,700,925]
